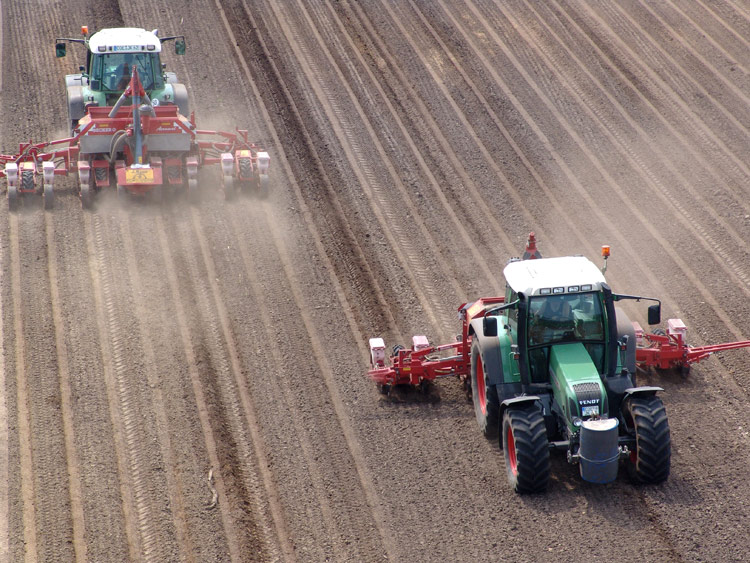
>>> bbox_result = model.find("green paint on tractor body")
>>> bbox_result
[548,343,607,433]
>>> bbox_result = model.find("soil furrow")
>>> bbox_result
[43,213,86,562]
[8,213,39,562]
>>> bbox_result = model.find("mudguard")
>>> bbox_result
[469,317,504,387]
[622,386,663,404]
[499,395,542,418]
[65,75,85,125]
[171,83,190,117]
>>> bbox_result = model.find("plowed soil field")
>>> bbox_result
[2,1,750,561]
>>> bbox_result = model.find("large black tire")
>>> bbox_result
[625,395,671,484]
[502,407,550,494]
[471,340,499,439]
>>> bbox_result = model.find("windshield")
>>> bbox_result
[91,52,163,91]
[528,292,605,347]
[525,292,606,383]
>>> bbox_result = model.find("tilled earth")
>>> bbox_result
[2,0,750,561]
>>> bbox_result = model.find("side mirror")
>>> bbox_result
[647,303,661,325]
[175,39,186,55]
[483,316,498,337]
[56,43,66,57]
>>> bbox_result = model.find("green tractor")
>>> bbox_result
[369,235,671,493]
[55,26,188,132]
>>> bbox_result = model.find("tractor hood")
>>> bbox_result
[548,342,607,432]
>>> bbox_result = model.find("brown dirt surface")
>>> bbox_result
[2,0,750,561]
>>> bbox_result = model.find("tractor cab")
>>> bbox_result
[86,29,166,95]
[504,256,609,383]
[55,27,188,130]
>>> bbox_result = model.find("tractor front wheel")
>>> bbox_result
[625,395,671,484]
[471,340,499,439]
[502,407,550,494]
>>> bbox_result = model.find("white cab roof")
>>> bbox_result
[88,28,161,54]
[503,256,606,296]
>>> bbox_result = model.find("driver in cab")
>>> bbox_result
[529,295,575,345]
[115,53,134,90]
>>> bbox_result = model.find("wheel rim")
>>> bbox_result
[506,425,518,476]
[476,359,486,415]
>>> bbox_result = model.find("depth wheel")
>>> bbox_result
[8,184,18,211]
[150,184,163,205]
[80,183,92,209]
[188,178,199,204]
[257,173,269,200]
[222,175,235,201]
[471,340,499,439]
[43,184,54,210]
[22,170,34,193]
[239,159,253,194]
[625,395,671,484]
[377,383,391,396]
[502,407,550,494]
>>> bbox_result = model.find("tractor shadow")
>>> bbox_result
[523,453,704,520]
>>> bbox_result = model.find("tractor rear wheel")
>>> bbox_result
[625,395,671,484]
[471,340,499,439]
[502,407,550,494]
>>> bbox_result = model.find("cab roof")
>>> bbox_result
[88,28,161,54]
[503,256,606,297]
